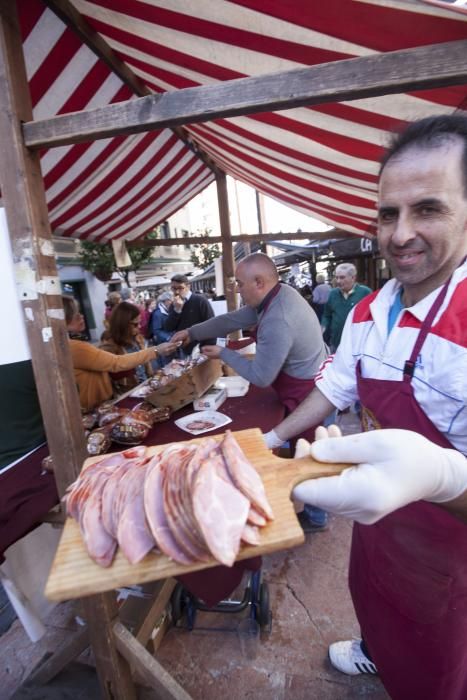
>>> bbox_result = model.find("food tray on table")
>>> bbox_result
[174,410,232,435]
[131,357,222,411]
[45,428,349,601]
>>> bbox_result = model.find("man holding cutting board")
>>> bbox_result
[265,115,467,700]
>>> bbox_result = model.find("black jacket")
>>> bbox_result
[165,293,216,354]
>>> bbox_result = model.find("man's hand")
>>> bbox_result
[263,429,284,450]
[156,340,183,356]
[171,329,190,345]
[292,429,467,525]
[172,294,185,313]
[294,425,342,458]
[200,345,222,359]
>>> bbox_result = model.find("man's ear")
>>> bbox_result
[255,274,265,289]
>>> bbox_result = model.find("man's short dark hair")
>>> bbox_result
[171,274,190,285]
[380,114,467,195]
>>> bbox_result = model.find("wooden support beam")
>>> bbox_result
[0,4,137,699]
[43,0,220,174]
[216,173,237,312]
[26,626,89,686]
[134,579,176,648]
[0,0,85,496]
[81,595,137,700]
[127,229,357,248]
[113,622,192,700]
[23,39,467,149]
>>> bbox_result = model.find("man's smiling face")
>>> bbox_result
[377,138,467,305]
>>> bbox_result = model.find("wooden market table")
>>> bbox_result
[2,383,285,697]
[1,384,284,562]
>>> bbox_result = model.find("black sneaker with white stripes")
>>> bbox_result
[329,639,378,675]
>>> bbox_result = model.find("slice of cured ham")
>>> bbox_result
[241,524,261,546]
[101,460,137,537]
[144,454,194,565]
[161,444,210,561]
[78,471,117,567]
[221,431,274,521]
[192,454,250,567]
[117,464,156,564]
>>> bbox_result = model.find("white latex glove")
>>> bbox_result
[264,429,284,450]
[292,429,467,525]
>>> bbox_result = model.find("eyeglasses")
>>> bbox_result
[130,321,140,327]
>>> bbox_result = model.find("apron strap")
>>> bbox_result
[403,278,451,380]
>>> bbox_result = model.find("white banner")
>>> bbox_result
[0,209,30,364]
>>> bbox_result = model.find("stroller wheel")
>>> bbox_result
[256,582,270,628]
[171,583,186,624]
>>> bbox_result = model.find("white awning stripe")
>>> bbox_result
[11,0,465,242]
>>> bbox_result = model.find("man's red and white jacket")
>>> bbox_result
[316,261,467,455]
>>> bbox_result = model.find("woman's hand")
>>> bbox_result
[156,340,182,356]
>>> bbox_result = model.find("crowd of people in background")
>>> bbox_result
[97,262,374,398]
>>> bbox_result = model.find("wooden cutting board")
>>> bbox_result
[45,428,349,601]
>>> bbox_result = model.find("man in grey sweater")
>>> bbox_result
[172,253,328,531]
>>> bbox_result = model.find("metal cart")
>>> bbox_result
[170,569,272,633]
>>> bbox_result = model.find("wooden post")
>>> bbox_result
[255,190,267,254]
[0,4,137,698]
[0,0,85,496]
[216,172,237,312]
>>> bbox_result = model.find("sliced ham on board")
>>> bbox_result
[192,454,250,567]
[117,464,157,564]
[65,433,274,568]
[221,430,274,521]
[144,454,194,566]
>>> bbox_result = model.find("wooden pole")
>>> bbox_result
[127,229,357,248]
[255,190,267,254]
[0,4,137,698]
[216,172,237,312]
[0,0,85,496]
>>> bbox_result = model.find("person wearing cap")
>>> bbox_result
[150,291,174,345]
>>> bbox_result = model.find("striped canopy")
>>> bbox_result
[19,0,467,241]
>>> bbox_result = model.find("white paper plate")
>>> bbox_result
[174,411,232,435]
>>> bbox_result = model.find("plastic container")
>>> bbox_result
[215,376,250,397]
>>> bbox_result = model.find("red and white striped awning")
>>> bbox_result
[19,0,467,240]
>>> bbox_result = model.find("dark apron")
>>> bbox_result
[352,280,467,700]
[250,285,318,442]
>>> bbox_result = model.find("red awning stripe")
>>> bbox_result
[71,148,204,239]
[188,127,376,212]
[97,166,215,242]
[189,122,378,194]
[13,0,467,242]
[219,155,376,230]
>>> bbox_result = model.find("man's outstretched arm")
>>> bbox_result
[265,386,336,448]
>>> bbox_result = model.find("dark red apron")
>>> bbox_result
[352,281,467,700]
[250,285,318,442]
